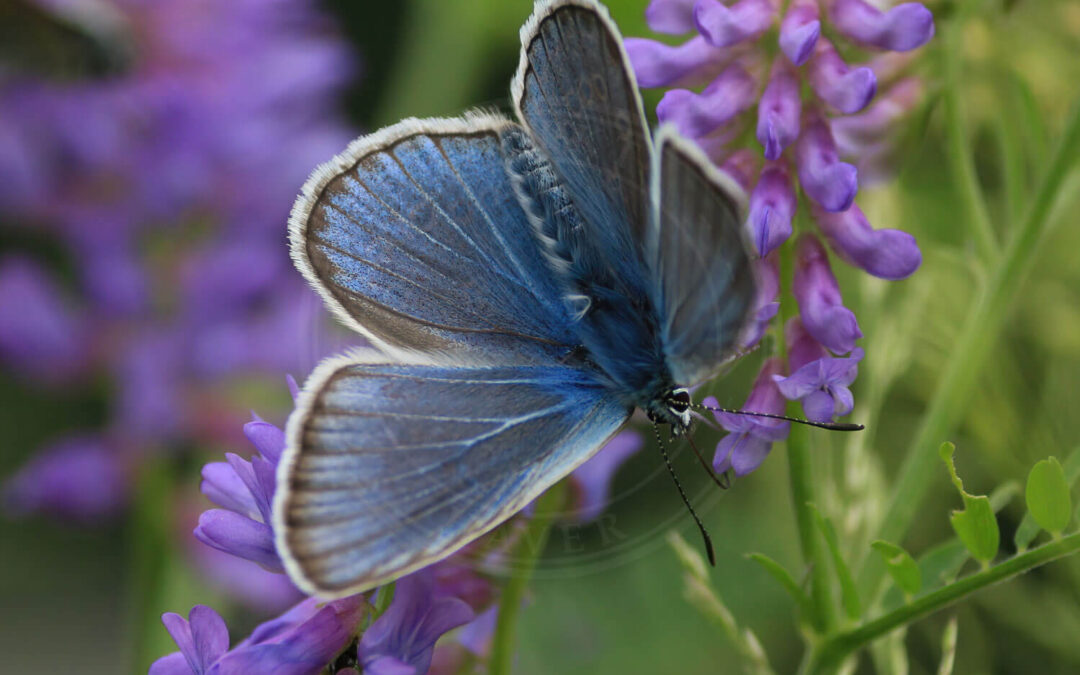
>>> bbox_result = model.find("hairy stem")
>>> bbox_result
[811,532,1080,673]
[489,480,567,675]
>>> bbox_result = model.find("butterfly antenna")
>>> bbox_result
[685,432,730,490]
[693,403,864,432]
[653,423,716,566]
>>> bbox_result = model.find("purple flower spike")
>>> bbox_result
[570,430,643,522]
[646,0,699,34]
[625,36,730,89]
[774,348,864,422]
[793,235,862,355]
[814,204,922,280]
[779,0,820,65]
[151,605,229,675]
[657,63,757,138]
[747,164,796,256]
[740,254,781,349]
[808,39,877,114]
[0,256,88,383]
[2,436,127,522]
[706,358,790,477]
[756,59,801,160]
[830,0,935,52]
[360,570,475,675]
[795,115,858,212]
[693,0,776,48]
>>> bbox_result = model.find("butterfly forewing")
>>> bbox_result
[290,112,576,365]
[275,357,629,597]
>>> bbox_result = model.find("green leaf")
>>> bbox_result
[747,553,812,618]
[872,541,922,596]
[1026,457,1072,536]
[940,442,1000,564]
[1016,447,1080,551]
[808,505,861,620]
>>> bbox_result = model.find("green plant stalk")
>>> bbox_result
[809,532,1080,673]
[942,18,999,263]
[780,234,838,634]
[857,96,1080,601]
[127,458,175,673]
[489,480,567,675]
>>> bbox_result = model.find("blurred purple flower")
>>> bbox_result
[779,0,821,65]
[2,435,127,522]
[0,256,89,384]
[829,0,935,52]
[657,62,757,138]
[568,430,644,522]
[705,358,790,477]
[746,164,795,255]
[0,0,356,523]
[360,570,476,675]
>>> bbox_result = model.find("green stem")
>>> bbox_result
[942,16,999,263]
[127,458,175,673]
[489,481,567,675]
[810,532,1080,673]
[780,235,837,634]
[857,96,1080,601]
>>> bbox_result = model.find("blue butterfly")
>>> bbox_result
[273,0,756,598]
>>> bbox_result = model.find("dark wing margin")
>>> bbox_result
[512,0,653,266]
[288,111,576,366]
[648,126,757,387]
[273,354,630,597]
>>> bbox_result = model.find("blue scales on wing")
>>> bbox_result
[509,1,670,401]
[278,361,630,596]
[290,112,577,365]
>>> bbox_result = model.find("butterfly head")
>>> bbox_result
[646,386,693,434]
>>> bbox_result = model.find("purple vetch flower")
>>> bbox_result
[746,164,796,256]
[624,36,730,88]
[806,38,877,114]
[829,0,935,52]
[657,62,758,138]
[813,204,922,280]
[568,430,644,522]
[705,358,790,476]
[2,435,127,522]
[151,605,229,675]
[793,235,862,355]
[756,59,801,161]
[359,570,476,675]
[795,113,859,212]
[150,596,366,675]
[774,322,865,423]
[740,253,780,350]
[0,256,89,384]
[194,418,283,572]
[779,0,821,66]
[694,0,776,48]
[645,0,699,34]
[627,0,934,351]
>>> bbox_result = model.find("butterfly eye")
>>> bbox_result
[668,388,691,413]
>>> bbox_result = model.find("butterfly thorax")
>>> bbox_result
[502,126,675,402]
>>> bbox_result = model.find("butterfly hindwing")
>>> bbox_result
[649,127,757,386]
[274,356,630,597]
[290,112,576,366]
